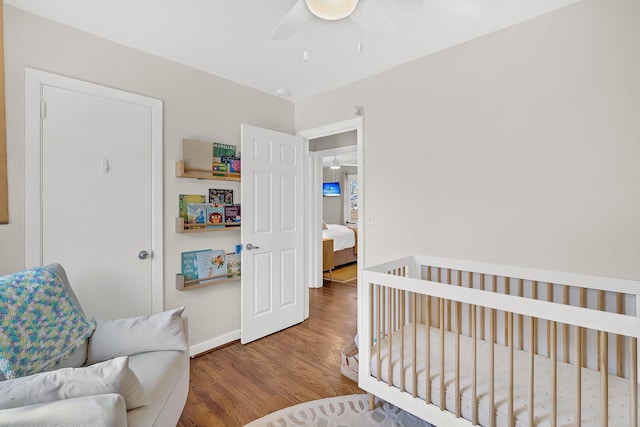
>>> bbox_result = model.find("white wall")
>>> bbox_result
[295,0,640,280]
[0,6,294,350]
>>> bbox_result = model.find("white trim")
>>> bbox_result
[24,68,164,314]
[189,329,241,357]
[298,117,364,323]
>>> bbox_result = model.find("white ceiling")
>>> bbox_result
[6,0,580,101]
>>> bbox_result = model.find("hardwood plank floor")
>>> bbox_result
[177,276,362,426]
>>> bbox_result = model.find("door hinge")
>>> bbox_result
[40,101,47,119]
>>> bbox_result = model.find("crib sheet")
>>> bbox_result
[371,324,633,427]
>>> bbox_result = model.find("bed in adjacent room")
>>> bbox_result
[322,223,357,268]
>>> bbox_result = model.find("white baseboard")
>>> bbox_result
[189,329,241,357]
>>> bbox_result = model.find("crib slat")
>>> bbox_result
[455,300,461,418]
[480,274,485,341]
[547,283,554,358]
[388,287,393,388]
[376,284,381,381]
[447,269,452,332]
[550,321,557,427]
[492,275,497,345]
[400,290,405,393]
[436,268,442,329]
[490,292,496,427]
[599,330,608,427]
[518,278,524,350]
[508,311,514,427]
[440,297,446,411]
[468,272,473,336]
[426,294,432,404]
[580,287,587,368]
[528,315,535,426]
[597,290,605,370]
[575,324,582,427]
[563,285,570,363]
[412,292,417,398]
[504,277,510,345]
[617,292,624,377]
[630,337,638,427]
[532,281,538,355]
[472,304,478,426]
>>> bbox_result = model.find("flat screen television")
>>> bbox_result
[322,181,341,197]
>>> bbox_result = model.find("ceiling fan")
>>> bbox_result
[270,0,425,42]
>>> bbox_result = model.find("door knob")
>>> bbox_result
[138,250,150,260]
[246,243,260,250]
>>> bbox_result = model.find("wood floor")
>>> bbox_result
[177,274,362,426]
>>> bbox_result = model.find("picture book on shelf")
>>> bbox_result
[181,249,211,281]
[226,253,241,276]
[179,194,206,221]
[221,156,241,173]
[213,142,236,159]
[196,249,227,281]
[206,204,225,229]
[224,204,241,223]
[187,203,209,229]
[209,189,234,205]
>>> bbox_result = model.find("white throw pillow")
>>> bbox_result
[87,307,187,365]
[0,356,150,410]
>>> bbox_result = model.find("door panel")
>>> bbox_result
[241,124,304,344]
[41,85,153,318]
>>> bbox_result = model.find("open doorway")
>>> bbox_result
[314,142,358,284]
[298,117,363,301]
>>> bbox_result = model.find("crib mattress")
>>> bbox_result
[370,324,633,427]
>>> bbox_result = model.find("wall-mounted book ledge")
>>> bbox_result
[175,160,240,181]
[175,217,241,233]
[176,273,241,291]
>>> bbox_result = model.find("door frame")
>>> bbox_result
[24,68,164,314]
[298,117,364,317]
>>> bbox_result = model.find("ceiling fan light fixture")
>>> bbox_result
[305,0,359,20]
[330,156,341,169]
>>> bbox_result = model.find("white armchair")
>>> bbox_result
[0,264,190,426]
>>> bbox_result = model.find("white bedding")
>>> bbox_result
[371,324,633,427]
[322,224,355,252]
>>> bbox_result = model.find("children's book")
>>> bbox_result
[213,142,237,159]
[209,189,234,205]
[226,253,241,276]
[196,249,226,281]
[179,194,206,222]
[181,249,211,281]
[221,156,241,173]
[224,204,241,223]
[187,203,209,229]
[206,204,225,229]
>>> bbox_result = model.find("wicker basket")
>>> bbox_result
[340,340,359,382]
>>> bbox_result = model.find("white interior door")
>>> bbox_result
[26,70,163,319]
[241,124,304,344]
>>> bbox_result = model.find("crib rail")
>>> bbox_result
[360,256,640,427]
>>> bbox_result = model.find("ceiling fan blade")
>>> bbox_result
[350,0,397,42]
[270,0,308,40]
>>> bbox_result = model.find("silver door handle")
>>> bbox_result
[246,243,260,250]
[138,250,150,260]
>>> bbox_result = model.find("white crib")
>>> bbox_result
[360,256,640,427]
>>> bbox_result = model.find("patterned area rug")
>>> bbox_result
[244,394,432,427]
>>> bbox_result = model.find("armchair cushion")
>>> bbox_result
[0,265,95,379]
[0,393,127,427]
[87,306,187,365]
[0,356,150,410]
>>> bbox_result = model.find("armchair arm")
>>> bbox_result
[0,393,127,427]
